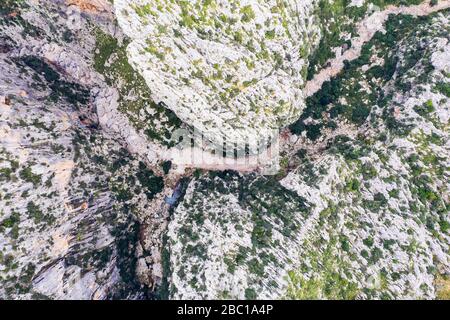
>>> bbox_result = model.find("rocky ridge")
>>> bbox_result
[0,0,448,300]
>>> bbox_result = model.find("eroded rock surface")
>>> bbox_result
[0,0,449,301]
[115,0,320,149]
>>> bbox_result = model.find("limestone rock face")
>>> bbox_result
[164,10,450,300]
[0,0,166,299]
[1,0,449,301]
[115,0,320,149]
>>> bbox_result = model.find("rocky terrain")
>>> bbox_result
[115,0,320,151]
[0,0,449,300]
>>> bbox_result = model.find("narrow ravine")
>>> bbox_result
[166,0,450,174]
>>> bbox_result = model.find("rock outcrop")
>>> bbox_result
[115,0,320,150]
